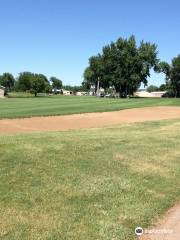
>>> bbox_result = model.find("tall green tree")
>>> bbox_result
[17,72,34,91]
[83,67,94,90]
[159,84,168,91]
[170,55,180,97]
[84,55,105,92]
[0,73,15,91]
[83,35,159,97]
[102,36,140,97]
[147,85,159,92]
[50,77,62,90]
[31,74,47,96]
[17,72,50,96]
[159,56,180,97]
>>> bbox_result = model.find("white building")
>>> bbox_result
[134,91,167,98]
[76,91,87,96]
[0,86,5,98]
[52,88,73,95]
[62,89,73,95]
[89,85,105,96]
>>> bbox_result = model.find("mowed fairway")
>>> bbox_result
[0,95,180,119]
[0,120,180,239]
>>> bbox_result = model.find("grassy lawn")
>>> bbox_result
[0,120,180,239]
[0,95,180,119]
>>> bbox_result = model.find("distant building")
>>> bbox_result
[89,85,96,96]
[0,86,5,98]
[62,89,73,95]
[89,85,105,96]
[52,88,62,94]
[134,91,167,98]
[52,88,73,95]
[76,91,87,96]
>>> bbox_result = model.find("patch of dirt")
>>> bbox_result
[0,106,180,134]
[140,203,180,240]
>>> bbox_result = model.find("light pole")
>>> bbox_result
[97,77,100,97]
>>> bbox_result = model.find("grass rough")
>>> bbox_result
[0,95,180,119]
[0,120,180,239]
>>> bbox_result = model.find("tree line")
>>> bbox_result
[0,72,89,96]
[1,35,180,98]
[83,35,180,97]
[0,72,63,96]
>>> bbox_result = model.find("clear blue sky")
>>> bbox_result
[0,0,180,86]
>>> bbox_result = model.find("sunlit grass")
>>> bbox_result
[0,120,180,239]
[0,95,180,119]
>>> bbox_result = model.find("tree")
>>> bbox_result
[84,55,105,94]
[147,85,159,92]
[159,84,169,91]
[102,36,141,97]
[16,72,50,96]
[50,77,62,90]
[83,35,159,97]
[30,74,47,96]
[0,73,15,91]
[158,61,171,77]
[39,74,49,83]
[45,84,53,94]
[159,56,180,97]
[83,67,94,91]
[170,55,180,97]
[17,72,34,91]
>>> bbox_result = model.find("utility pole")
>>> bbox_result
[97,77,100,97]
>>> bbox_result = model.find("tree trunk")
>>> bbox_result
[96,79,100,97]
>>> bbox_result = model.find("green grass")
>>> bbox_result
[0,95,180,119]
[0,120,180,239]
[7,92,35,98]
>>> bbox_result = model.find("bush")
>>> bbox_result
[162,90,175,98]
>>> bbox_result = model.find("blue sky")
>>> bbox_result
[0,0,180,86]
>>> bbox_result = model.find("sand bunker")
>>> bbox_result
[0,106,180,134]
